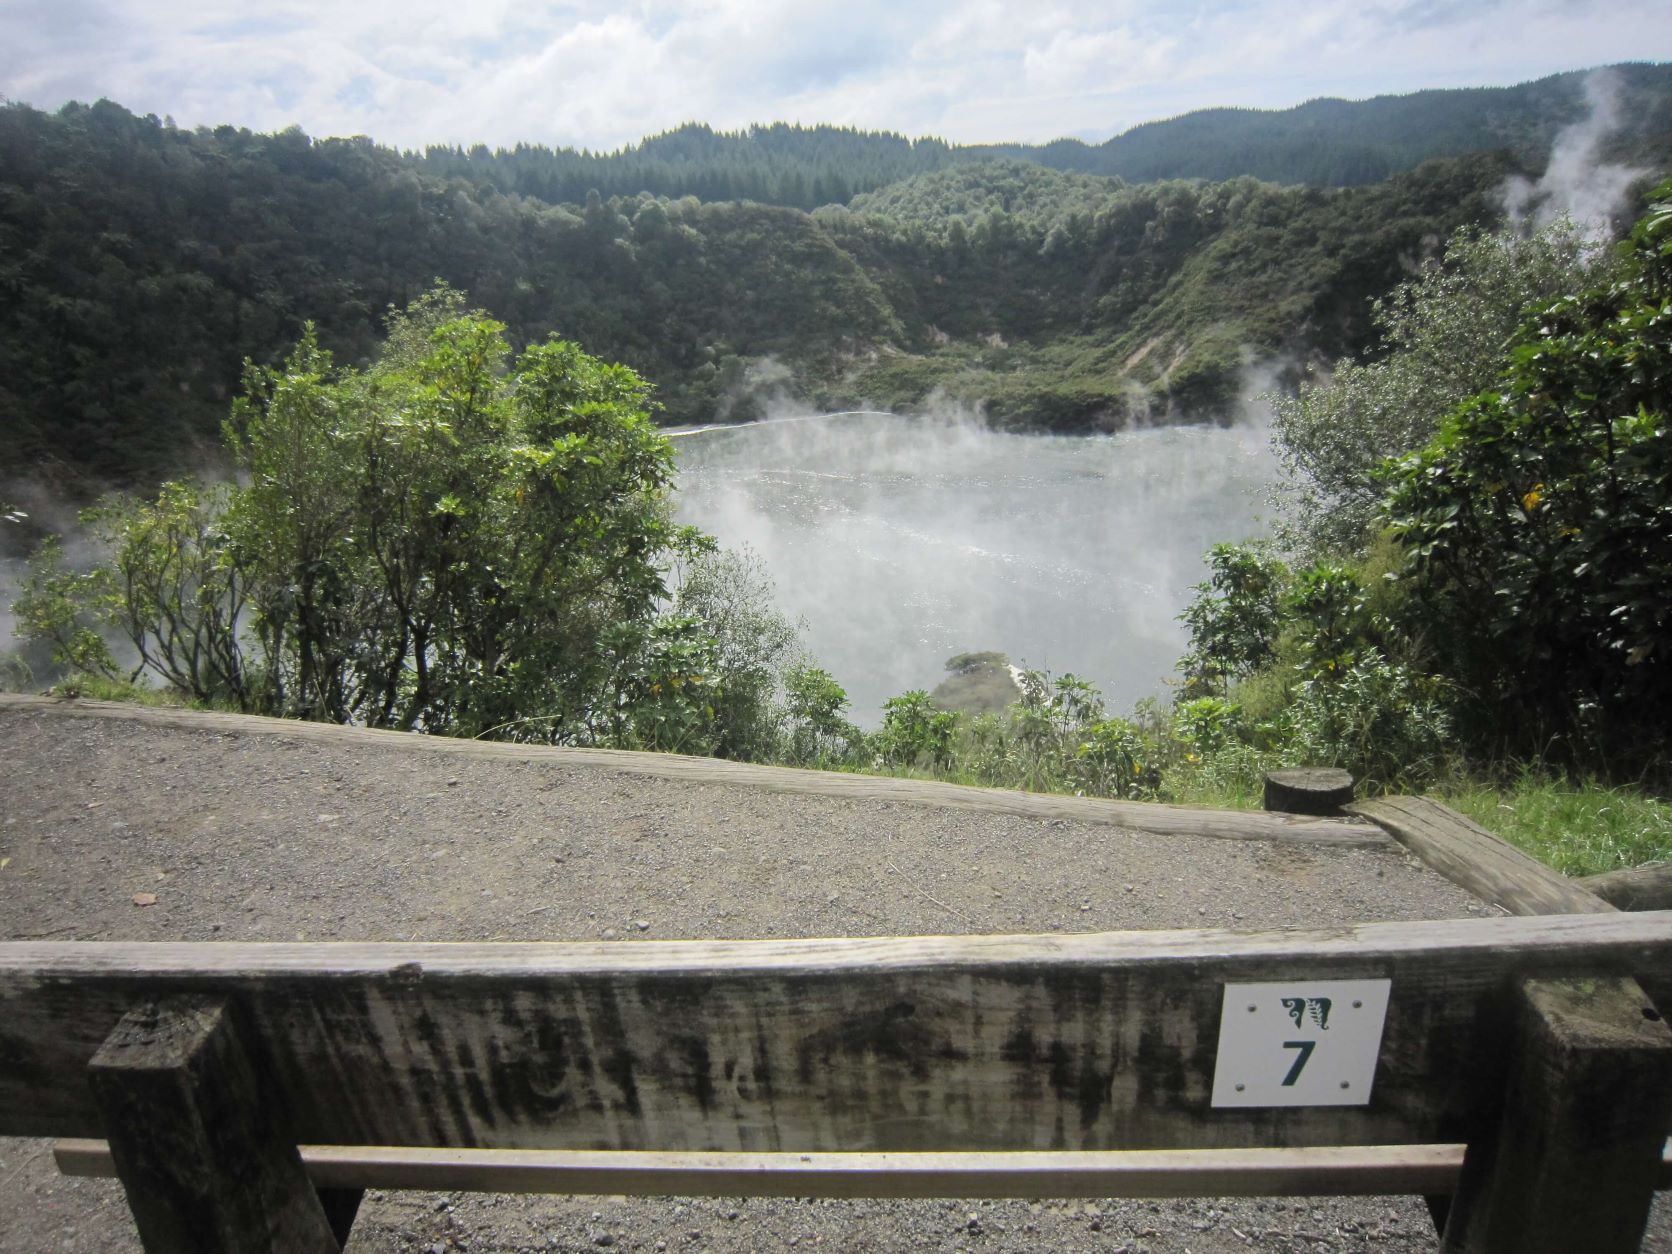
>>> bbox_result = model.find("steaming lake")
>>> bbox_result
[672,411,1278,725]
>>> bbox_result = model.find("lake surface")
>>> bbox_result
[672,411,1278,725]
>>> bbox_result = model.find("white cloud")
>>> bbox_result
[2,0,1670,150]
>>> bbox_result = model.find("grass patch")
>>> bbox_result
[44,672,209,710]
[1161,748,1280,811]
[1095,747,1671,880]
[1436,771,1672,877]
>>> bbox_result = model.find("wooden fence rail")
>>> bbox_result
[4,916,1670,1153]
[4,912,1672,1252]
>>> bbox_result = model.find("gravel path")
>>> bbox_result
[1,698,1665,1252]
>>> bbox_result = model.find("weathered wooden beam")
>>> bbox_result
[1583,862,1672,912]
[1349,796,1615,917]
[0,693,1387,845]
[1439,977,1672,1254]
[86,997,341,1254]
[6,914,1671,1154]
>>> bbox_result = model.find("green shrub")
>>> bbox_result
[784,665,861,765]
[1177,543,1287,698]
[1072,717,1154,798]
[18,291,713,745]
[597,615,722,754]
[12,535,119,682]
[1284,561,1377,678]
[1384,180,1672,771]
[1272,218,1611,554]
[1282,650,1453,790]
[672,545,807,761]
[1174,697,1242,757]
[875,690,959,771]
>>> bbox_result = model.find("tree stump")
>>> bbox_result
[1263,767,1355,816]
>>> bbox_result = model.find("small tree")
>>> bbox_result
[93,482,253,708]
[12,536,119,684]
[1176,543,1287,698]
[24,287,699,741]
[672,545,807,761]
[783,665,860,765]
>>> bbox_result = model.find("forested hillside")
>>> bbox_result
[979,62,1672,185]
[2,64,1669,491]
[417,63,1672,206]
[0,105,1514,489]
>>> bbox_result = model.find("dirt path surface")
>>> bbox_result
[2,697,1665,1252]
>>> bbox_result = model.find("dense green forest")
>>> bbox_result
[417,63,1672,204]
[4,65,1669,491]
[1,98,1542,491]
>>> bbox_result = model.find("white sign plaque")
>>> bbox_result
[1210,978,1391,1107]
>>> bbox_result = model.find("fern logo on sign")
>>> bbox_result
[1211,979,1391,1107]
[1282,996,1332,1030]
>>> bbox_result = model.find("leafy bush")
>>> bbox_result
[1281,651,1454,790]
[18,289,711,745]
[1008,670,1105,791]
[875,690,958,772]
[1173,697,1242,757]
[671,545,807,761]
[1284,562,1377,678]
[1072,718,1154,798]
[12,535,119,682]
[783,665,862,765]
[1272,218,1612,554]
[596,616,723,753]
[91,482,252,708]
[1176,543,1287,698]
[1383,180,1672,770]
[1170,541,1450,792]
[857,667,1167,800]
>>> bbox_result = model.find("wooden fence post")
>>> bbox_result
[87,996,343,1254]
[1440,976,1672,1254]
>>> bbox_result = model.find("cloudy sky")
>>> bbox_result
[3,0,1670,152]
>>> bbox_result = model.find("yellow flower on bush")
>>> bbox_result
[1522,484,1544,512]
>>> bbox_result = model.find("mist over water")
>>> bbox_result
[672,411,1278,726]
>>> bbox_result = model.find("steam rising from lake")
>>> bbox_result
[673,411,1277,725]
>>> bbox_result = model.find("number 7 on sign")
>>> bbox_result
[1280,1039,1316,1086]
[1210,979,1391,1107]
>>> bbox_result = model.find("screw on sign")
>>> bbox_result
[1210,979,1392,1107]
